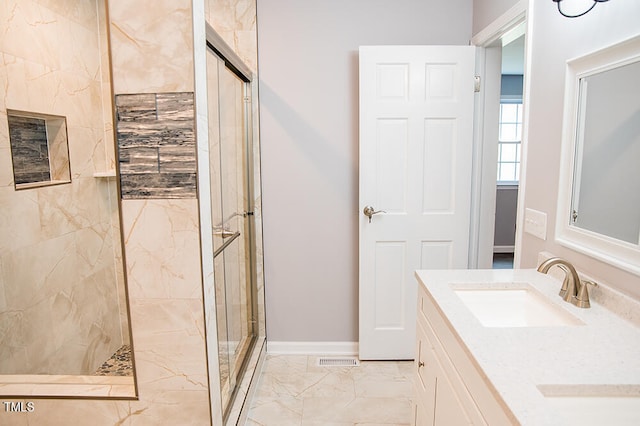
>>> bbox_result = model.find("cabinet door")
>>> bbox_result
[417,309,485,425]
[418,286,489,425]
[434,367,474,425]
[416,321,472,426]
[415,322,436,426]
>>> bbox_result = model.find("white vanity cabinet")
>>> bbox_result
[413,284,516,426]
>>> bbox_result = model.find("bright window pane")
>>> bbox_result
[500,124,518,142]
[497,101,523,183]
[501,144,517,162]
[499,163,516,182]
[501,104,518,122]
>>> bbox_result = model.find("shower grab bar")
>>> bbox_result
[213,231,241,258]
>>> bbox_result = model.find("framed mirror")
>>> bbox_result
[556,34,640,275]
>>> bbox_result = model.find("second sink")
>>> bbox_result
[537,384,640,426]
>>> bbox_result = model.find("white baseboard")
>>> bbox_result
[266,341,358,356]
[493,245,515,254]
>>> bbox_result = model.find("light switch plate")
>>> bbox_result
[524,208,547,240]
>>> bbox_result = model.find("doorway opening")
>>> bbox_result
[469,4,528,271]
[493,31,525,270]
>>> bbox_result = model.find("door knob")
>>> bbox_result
[363,206,386,223]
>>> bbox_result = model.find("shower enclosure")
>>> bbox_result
[204,34,259,418]
[0,0,132,379]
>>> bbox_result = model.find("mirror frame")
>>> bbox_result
[556,34,640,276]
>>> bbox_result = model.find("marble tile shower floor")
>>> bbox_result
[246,355,414,425]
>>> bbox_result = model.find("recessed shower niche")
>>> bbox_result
[7,110,71,189]
[7,110,71,190]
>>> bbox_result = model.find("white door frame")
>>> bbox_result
[468,0,529,269]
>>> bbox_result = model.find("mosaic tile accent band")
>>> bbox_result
[116,92,197,199]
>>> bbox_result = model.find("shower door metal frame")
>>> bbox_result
[205,23,259,422]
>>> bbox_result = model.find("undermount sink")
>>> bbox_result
[453,284,584,327]
[538,384,640,426]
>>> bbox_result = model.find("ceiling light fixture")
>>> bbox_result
[553,0,610,18]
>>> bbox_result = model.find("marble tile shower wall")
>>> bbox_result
[0,0,127,375]
[207,0,258,73]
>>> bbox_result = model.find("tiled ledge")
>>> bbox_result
[93,170,117,178]
[0,375,136,398]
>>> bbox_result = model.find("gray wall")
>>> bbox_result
[257,0,473,343]
[472,0,520,35]
[520,1,640,299]
[494,185,518,250]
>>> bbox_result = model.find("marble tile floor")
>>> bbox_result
[246,355,414,425]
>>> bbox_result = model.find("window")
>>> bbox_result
[497,103,522,183]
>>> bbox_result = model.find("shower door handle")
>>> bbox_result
[213,231,241,258]
[214,230,236,238]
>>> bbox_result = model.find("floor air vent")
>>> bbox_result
[316,357,360,367]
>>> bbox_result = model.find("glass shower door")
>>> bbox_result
[206,48,256,415]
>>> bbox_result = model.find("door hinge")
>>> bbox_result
[244,96,251,103]
[474,76,481,93]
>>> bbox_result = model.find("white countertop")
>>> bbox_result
[415,268,640,426]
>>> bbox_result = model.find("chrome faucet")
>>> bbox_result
[537,257,595,308]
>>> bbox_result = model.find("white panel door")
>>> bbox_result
[359,45,475,360]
